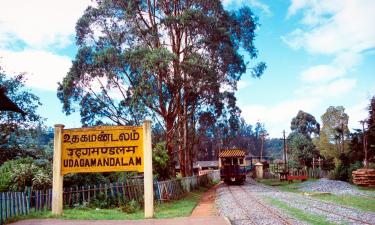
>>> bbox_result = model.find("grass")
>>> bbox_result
[11,186,208,222]
[357,186,375,192]
[255,178,306,193]
[312,194,375,213]
[257,178,375,213]
[264,197,336,225]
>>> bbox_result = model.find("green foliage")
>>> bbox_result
[265,138,283,159]
[58,0,265,176]
[152,142,170,180]
[87,192,119,209]
[291,110,320,138]
[0,157,51,191]
[63,173,111,188]
[348,161,362,182]
[0,69,45,164]
[288,132,319,167]
[121,199,141,214]
[319,106,350,162]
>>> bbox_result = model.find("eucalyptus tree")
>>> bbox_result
[58,0,265,175]
[318,106,349,162]
[0,68,43,164]
[290,110,320,138]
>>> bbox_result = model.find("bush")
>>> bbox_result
[87,192,119,209]
[329,163,349,181]
[0,157,51,191]
[348,161,363,182]
[121,199,141,214]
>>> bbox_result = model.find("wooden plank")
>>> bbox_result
[26,188,30,214]
[0,193,4,224]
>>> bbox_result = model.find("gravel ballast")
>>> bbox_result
[216,178,375,225]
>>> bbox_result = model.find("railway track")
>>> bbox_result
[227,184,293,225]
[247,178,375,225]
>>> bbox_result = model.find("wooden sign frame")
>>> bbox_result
[52,120,153,218]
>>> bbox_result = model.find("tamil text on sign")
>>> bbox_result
[61,126,143,174]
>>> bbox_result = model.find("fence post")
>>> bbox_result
[0,193,3,224]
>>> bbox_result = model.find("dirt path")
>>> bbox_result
[190,184,219,217]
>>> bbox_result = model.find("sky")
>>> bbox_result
[0,0,374,138]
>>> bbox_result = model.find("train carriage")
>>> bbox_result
[219,149,247,184]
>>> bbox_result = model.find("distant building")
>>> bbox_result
[175,160,219,175]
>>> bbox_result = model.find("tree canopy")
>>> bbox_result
[58,0,265,175]
[290,110,320,138]
[318,106,349,163]
[0,68,44,164]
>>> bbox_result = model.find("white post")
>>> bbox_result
[52,124,64,215]
[143,120,154,218]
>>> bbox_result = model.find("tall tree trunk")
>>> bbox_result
[178,112,186,177]
[166,117,176,177]
[183,97,188,176]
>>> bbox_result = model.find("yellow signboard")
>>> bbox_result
[61,126,143,175]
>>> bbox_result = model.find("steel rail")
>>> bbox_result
[250,178,374,225]
[237,185,293,225]
[227,184,257,225]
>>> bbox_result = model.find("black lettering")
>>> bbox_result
[115,158,121,166]
[74,159,79,167]
[98,159,103,166]
[129,157,134,166]
[63,160,68,167]
[135,157,142,166]
[80,135,88,142]
[131,130,139,140]
[69,159,73,167]
[85,159,90,167]
[104,158,109,166]
[71,135,79,143]
[90,158,96,166]
[63,134,70,143]
[110,158,115,166]
[110,134,118,141]
[109,147,115,155]
[80,159,85,167]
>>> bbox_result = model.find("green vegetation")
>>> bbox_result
[258,179,375,212]
[312,194,375,213]
[13,187,207,221]
[264,197,335,225]
[255,178,306,192]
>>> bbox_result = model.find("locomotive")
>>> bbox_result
[219,149,247,184]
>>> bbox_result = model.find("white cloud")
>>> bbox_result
[241,98,320,137]
[284,0,375,55]
[237,80,250,90]
[300,65,344,83]
[346,100,369,131]
[295,78,357,98]
[222,0,271,16]
[0,0,90,48]
[0,49,72,91]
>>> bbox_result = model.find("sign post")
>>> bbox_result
[52,124,64,215]
[52,121,153,217]
[143,120,153,218]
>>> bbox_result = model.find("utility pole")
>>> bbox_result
[260,132,268,162]
[283,130,287,172]
[359,120,368,168]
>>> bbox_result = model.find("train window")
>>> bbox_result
[233,158,238,165]
[239,158,244,165]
